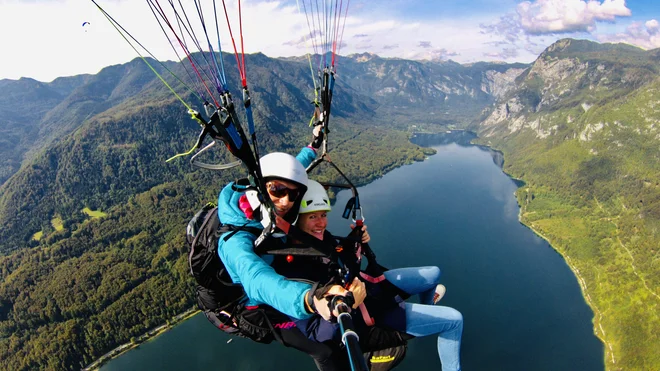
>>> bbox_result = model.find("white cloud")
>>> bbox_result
[479,0,643,65]
[483,47,519,60]
[597,19,660,49]
[517,0,631,34]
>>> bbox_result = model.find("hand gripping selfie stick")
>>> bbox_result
[331,295,368,371]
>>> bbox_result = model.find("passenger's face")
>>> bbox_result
[298,211,328,240]
[266,180,300,216]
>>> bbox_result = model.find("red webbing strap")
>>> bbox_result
[359,271,386,284]
[358,303,375,326]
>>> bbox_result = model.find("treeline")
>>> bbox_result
[0,181,198,370]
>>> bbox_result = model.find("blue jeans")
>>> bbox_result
[384,267,463,371]
[383,266,441,305]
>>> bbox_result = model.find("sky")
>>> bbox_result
[0,0,658,82]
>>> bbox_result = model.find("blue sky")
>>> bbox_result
[0,0,658,82]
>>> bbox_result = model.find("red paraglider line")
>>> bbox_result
[239,0,247,88]
[221,0,248,87]
[152,0,220,108]
[331,0,348,69]
[331,0,340,68]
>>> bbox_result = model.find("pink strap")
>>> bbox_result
[358,303,375,326]
[360,271,386,283]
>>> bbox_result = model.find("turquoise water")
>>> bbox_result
[102,138,604,370]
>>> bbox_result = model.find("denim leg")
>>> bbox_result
[383,266,441,305]
[404,302,463,371]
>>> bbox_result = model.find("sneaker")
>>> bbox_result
[432,284,446,304]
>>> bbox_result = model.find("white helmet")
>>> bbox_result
[246,152,309,228]
[259,152,308,187]
[299,180,331,214]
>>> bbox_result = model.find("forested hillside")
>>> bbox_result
[0,60,179,186]
[0,50,523,369]
[475,38,660,370]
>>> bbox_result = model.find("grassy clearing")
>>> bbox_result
[51,216,64,231]
[82,207,108,218]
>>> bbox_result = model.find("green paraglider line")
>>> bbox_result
[148,0,221,109]
[91,0,195,112]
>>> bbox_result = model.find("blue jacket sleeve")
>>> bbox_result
[296,146,317,168]
[219,231,314,319]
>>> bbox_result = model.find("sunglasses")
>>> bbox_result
[266,182,300,200]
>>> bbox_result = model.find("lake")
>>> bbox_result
[101,133,604,370]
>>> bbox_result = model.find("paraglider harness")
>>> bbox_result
[184,190,361,346]
[186,201,283,344]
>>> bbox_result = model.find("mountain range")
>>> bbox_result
[0,38,658,370]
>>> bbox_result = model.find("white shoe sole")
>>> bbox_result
[433,284,446,304]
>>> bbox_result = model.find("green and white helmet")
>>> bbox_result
[299,180,331,214]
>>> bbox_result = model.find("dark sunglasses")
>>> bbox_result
[267,182,300,200]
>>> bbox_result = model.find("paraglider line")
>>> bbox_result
[212,0,229,91]
[149,0,221,108]
[221,0,247,86]
[145,0,206,101]
[90,0,194,111]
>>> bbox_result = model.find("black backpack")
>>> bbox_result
[187,202,287,344]
[186,202,248,303]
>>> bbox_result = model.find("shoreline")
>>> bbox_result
[464,133,612,367]
[516,207,614,366]
[419,132,610,366]
[413,134,613,367]
[83,308,200,371]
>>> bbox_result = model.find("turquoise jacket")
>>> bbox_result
[217,147,316,319]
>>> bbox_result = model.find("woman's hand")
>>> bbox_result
[350,224,371,244]
[347,277,366,309]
